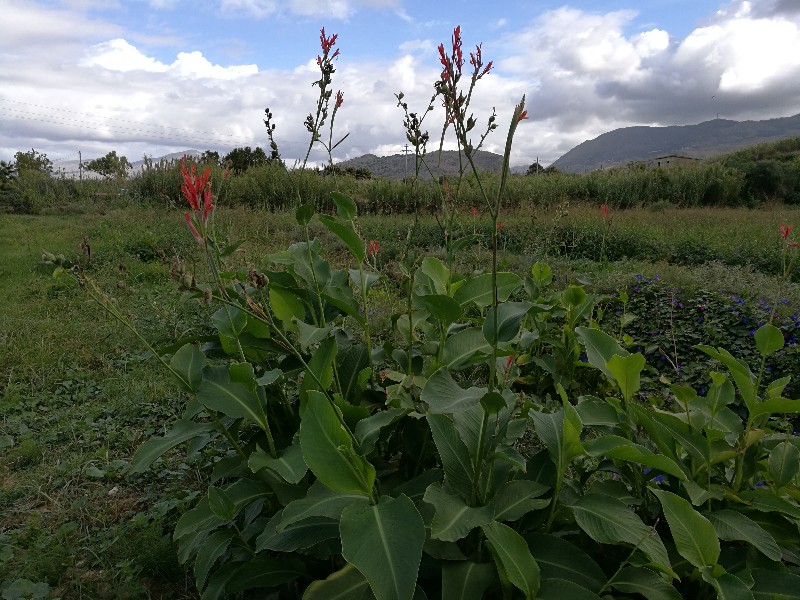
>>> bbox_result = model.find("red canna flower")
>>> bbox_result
[367,239,381,256]
[180,156,215,245]
[505,354,515,370]
[517,110,528,122]
[781,223,793,240]
[601,203,609,219]
[184,212,203,244]
[335,90,344,108]
[789,241,799,248]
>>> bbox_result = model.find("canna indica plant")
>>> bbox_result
[71,25,800,600]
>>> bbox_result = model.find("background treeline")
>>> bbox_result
[3,138,800,214]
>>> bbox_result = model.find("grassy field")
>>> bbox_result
[1,201,800,597]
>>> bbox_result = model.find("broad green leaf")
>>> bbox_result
[610,567,681,600]
[526,533,605,593]
[441,562,495,600]
[697,345,757,411]
[418,256,450,296]
[452,403,491,469]
[355,408,407,455]
[484,302,533,344]
[131,419,216,473]
[442,327,492,370]
[427,413,475,501]
[170,343,206,392]
[279,481,369,531]
[530,405,584,474]
[340,494,425,600]
[571,493,671,570]
[422,368,486,413]
[415,294,462,327]
[332,191,357,220]
[575,326,629,379]
[299,336,337,412]
[296,321,332,350]
[423,482,492,541]
[575,398,620,427]
[491,480,550,522]
[751,568,800,599]
[349,268,380,295]
[195,530,236,591]
[269,286,306,327]
[750,397,800,419]
[211,305,247,338]
[318,214,365,262]
[766,376,792,399]
[531,261,553,287]
[256,512,339,552]
[583,435,687,481]
[737,489,800,519]
[249,443,307,484]
[652,489,720,568]
[769,441,800,488]
[482,520,541,599]
[708,510,781,561]
[647,409,710,466]
[303,564,371,600]
[754,323,784,357]
[208,485,236,521]
[561,285,587,308]
[197,365,268,430]
[537,579,603,600]
[606,353,646,403]
[174,479,269,541]
[453,272,523,308]
[224,555,308,595]
[339,344,370,403]
[701,568,754,600]
[296,203,315,225]
[300,390,374,496]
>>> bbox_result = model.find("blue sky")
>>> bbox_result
[2,0,800,169]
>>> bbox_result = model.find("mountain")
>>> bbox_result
[551,114,800,173]
[53,150,200,178]
[338,149,525,179]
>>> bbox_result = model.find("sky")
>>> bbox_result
[2,0,800,171]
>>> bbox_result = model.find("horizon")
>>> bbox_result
[2,0,800,169]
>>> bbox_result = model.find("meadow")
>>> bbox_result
[1,195,799,598]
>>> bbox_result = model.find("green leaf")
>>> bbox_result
[754,323,784,357]
[419,256,450,296]
[269,285,306,327]
[583,435,687,481]
[197,365,268,430]
[427,413,475,501]
[332,191,357,220]
[256,512,339,552]
[211,305,247,338]
[751,568,800,599]
[491,480,550,522]
[296,203,315,225]
[749,397,800,419]
[442,327,492,370]
[279,481,369,531]
[421,368,486,413]
[175,479,269,540]
[355,408,407,455]
[769,440,800,488]
[536,579,603,600]
[423,482,493,541]
[441,562,495,600]
[530,405,584,474]
[415,294,463,327]
[701,568,754,600]
[318,214,365,262]
[610,567,681,600]
[575,326,629,379]
[531,261,553,286]
[208,485,236,521]
[131,420,216,473]
[526,533,605,593]
[605,353,646,402]
[170,343,206,392]
[484,302,532,344]
[249,443,307,484]
[652,489,720,568]
[453,272,523,308]
[708,509,781,561]
[571,493,671,570]
[299,336,337,412]
[482,520,541,599]
[225,555,307,595]
[195,530,236,591]
[300,390,375,496]
[340,494,425,600]
[303,564,371,600]
[697,345,757,412]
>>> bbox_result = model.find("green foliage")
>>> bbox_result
[83,150,132,179]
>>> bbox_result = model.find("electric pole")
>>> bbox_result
[404,143,409,179]
[79,151,82,182]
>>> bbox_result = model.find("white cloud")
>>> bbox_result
[80,39,168,72]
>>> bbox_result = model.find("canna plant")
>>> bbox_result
[70,25,800,600]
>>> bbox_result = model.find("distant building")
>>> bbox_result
[642,155,700,169]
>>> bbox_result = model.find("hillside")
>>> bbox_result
[551,113,800,173]
[338,149,519,179]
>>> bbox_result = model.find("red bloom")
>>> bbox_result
[470,207,478,217]
[600,203,609,219]
[789,241,799,248]
[367,240,381,256]
[335,90,344,108]
[505,354,515,370]
[180,156,215,244]
[184,212,203,244]
[497,220,505,231]
[781,223,793,240]
[517,110,528,123]
[319,27,339,58]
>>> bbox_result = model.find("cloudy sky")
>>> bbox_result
[2,0,800,170]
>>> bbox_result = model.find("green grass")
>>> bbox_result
[1,202,799,597]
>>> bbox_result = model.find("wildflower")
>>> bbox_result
[367,240,381,256]
[335,90,344,108]
[601,203,609,219]
[319,27,339,58]
[517,109,528,122]
[781,223,792,240]
[470,207,478,217]
[497,220,506,231]
[180,156,214,245]
[506,354,515,370]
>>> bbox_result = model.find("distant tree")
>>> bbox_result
[223,146,268,175]
[526,161,560,175]
[84,150,132,179]
[0,160,16,188]
[14,149,53,175]
[199,150,222,166]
